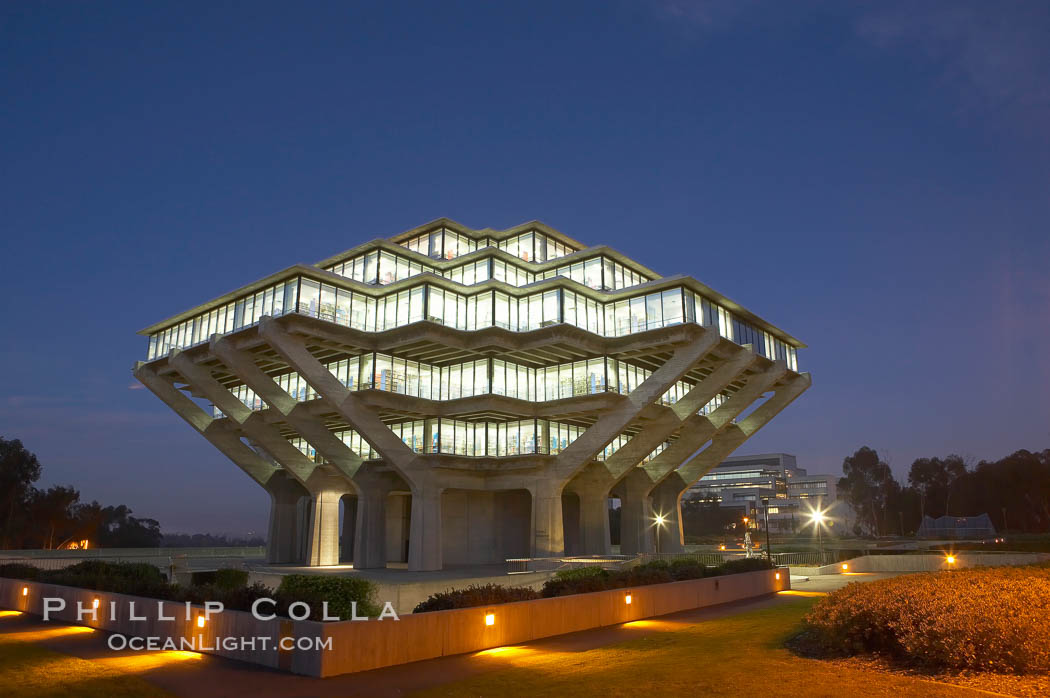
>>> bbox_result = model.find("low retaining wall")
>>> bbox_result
[0,568,788,678]
[802,552,1050,575]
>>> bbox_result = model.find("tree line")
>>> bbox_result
[1,437,162,549]
[838,446,1050,536]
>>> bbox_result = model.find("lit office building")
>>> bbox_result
[136,219,809,569]
[685,453,847,532]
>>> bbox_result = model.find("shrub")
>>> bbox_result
[191,568,249,591]
[541,566,611,597]
[621,562,673,587]
[276,574,381,620]
[45,561,175,600]
[0,563,40,580]
[414,584,541,613]
[718,558,773,575]
[802,563,1050,673]
[668,558,706,581]
[221,582,276,613]
[213,568,249,591]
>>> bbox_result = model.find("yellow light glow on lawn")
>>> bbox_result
[98,650,202,673]
[7,625,95,641]
[484,613,495,626]
[0,610,23,617]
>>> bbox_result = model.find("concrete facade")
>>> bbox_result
[135,219,809,570]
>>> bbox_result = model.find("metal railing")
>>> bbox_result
[770,551,848,567]
[635,551,740,566]
[506,555,634,574]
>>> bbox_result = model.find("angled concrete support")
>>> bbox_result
[669,373,812,491]
[550,329,720,482]
[208,337,366,481]
[616,364,792,554]
[561,347,761,556]
[258,317,419,473]
[169,351,319,486]
[133,363,278,487]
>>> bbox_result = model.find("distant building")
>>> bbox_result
[684,453,850,533]
[916,514,996,539]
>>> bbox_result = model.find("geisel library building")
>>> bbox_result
[135,220,810,571]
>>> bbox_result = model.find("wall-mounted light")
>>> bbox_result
[775,572,780,580]
[196,614,206,628]
[841,563,848,571]
[22,587,28,597]
[92,598,100,609]
[625,593,632,605]
[484,613,495,626]
[946,555,956,564]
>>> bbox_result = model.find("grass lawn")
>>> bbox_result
[0,624,170,698]
[412,596,988,697]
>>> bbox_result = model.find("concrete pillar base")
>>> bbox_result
[265,474,307,564]
[408,484,444,571]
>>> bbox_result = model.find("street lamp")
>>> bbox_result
[761,497,772,562]
[653,513,667,555]
[809,509,827,560]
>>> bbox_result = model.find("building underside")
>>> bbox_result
[135,219,810,570]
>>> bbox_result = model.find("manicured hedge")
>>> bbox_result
[413,557,774,612]
[191,568,250,591]
[0,561,379,621]
[541,557,772,597]
[275,574,381,620]
[802,563,1050,673]
[413,583,541,613]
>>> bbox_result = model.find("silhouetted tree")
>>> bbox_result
[0,437,42,548]
[838,447,896,536]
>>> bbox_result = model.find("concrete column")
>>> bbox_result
[617,470,655,555]
[652,480,685,553]
[304,488,344,566]
[265,474,306,564]
[408,484,443,571]
[577,490,612,555]
[565,462,616,555]
[353,489,388,569]
[340,495,357,563]
[531,481,566,558]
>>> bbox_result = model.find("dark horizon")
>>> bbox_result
[2,1,1048,536]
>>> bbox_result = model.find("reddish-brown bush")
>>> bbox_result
[802,563,1050,673]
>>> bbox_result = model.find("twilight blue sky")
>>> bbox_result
[2,1,1048,535]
